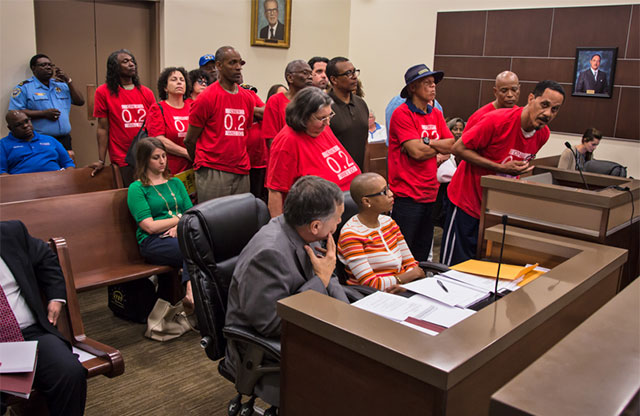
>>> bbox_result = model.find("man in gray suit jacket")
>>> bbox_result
[225,175,348,406]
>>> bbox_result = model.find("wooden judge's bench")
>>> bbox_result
[479,166,639,290]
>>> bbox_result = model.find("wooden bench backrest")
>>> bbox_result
[0,165,123,203]
[0,189,140,278]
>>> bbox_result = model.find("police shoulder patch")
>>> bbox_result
[11,88,21,98]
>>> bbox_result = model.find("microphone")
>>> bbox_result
[494,215,508,301]
[565,142,590,191]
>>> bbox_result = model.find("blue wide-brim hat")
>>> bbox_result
[400,64,444,98]
[199,54,215,67]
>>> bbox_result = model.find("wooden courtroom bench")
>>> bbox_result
[0,165,123,204]
[6,239,124,415]
[0,189,182,302]
[364,141,388,179]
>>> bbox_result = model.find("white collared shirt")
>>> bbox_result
[0,257,37,329]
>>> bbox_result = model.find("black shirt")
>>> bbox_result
[328,90,369,169]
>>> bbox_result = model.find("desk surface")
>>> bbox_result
[277,226,628,415]
[491,279,640,416]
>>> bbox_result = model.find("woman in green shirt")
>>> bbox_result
[127,137,194,310]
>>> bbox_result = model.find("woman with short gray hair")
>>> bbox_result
[266,87,361,217]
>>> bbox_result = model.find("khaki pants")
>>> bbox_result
[195,167,250,203]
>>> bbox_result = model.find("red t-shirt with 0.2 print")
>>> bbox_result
[188,81,255,174]
[266,125,361,194]
[93,84,156,166]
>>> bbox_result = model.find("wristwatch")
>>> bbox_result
[422,136,430,145]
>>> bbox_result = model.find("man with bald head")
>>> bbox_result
[262,59,313,146]
[1,110,75,174]
[184,46,256,202]
[465,71,520,131]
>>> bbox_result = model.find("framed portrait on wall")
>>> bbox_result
[572,47,617,98]
[251,0,292,49]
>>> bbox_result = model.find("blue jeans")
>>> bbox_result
[391,197,434,262]
[140,233,189,283]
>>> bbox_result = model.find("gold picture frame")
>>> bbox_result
[251,0,292,49]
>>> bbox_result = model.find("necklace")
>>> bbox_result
[150,181,181,218]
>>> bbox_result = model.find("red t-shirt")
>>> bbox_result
[245,90,266,169]
[266,125,361,194]
[188,82,255,174]
[262,92,289,140]
[147,101,192,174]
[93,84,156,166]
[448,107,549,219]
[388,103,452,203]
[465,102,496,132]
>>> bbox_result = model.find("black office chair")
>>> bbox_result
[177,193,279,416]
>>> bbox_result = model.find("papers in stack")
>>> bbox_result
[0,341,38,399]
[352,291,476,336]
[402,277,488,308]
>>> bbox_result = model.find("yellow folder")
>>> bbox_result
[450,260,539,280]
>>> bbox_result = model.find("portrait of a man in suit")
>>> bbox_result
[259,0,284,41]
[575,53,609,95]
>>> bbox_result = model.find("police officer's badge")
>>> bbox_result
[12,88,21,98]
[55,87,62,93]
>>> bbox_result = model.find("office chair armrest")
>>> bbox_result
[418,261,450,275]
[223,325,281,359]
[342,284,377,303]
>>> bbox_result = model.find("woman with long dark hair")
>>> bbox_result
[558,127,602,170]
[127,137,194,310]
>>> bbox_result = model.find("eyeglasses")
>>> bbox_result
[196,79,208,86]
[293,70,312,76]
[312,111,335,123]
[265,8,278,14]
[364,185,389,198]
[336,69,360,78]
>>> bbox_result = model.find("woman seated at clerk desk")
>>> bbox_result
[127,137,194,311]
[338,173,425,294]
[557,127,602,171]
[266,87,360,217]
[147,67,193,176]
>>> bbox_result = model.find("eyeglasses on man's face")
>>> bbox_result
[336,69,360,78]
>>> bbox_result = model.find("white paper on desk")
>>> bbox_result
[0,341,37,373]
[407,294,476,327]
[402,277,486,308]
[72,347,97,363]
[352,291,433,322]
[441,269,517,293]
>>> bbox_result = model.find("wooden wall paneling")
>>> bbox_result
[511,58,575,84]
[627,5,640,59]
[436,79,481,120]
[435,11,486,56]
[616,59,640,86]
[550,6,632,57]
[484,9,553,57]
[433,56,511,79]
[551,88,620,137]
[615,88,640,140]
[479,80,496,108]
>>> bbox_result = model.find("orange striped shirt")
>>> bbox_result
[337,215,418,290]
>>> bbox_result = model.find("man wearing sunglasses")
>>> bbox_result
[326,57,369,170]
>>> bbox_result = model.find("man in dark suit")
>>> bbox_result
[259,0,284,41]
[575,53,609,94]
[0,220,86,416]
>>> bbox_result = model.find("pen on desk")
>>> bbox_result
[437,279,449,293]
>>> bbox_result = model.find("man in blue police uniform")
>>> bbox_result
[9,54,84,157]
[0,110,75,175]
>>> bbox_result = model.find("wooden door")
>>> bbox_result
[34,0,159,168]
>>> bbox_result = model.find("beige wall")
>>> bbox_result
[161,0,351,98]
[347,0,639,178]
[0,0,37,137]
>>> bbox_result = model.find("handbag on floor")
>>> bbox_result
[145,298,193,341]
[108,278,158,323]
